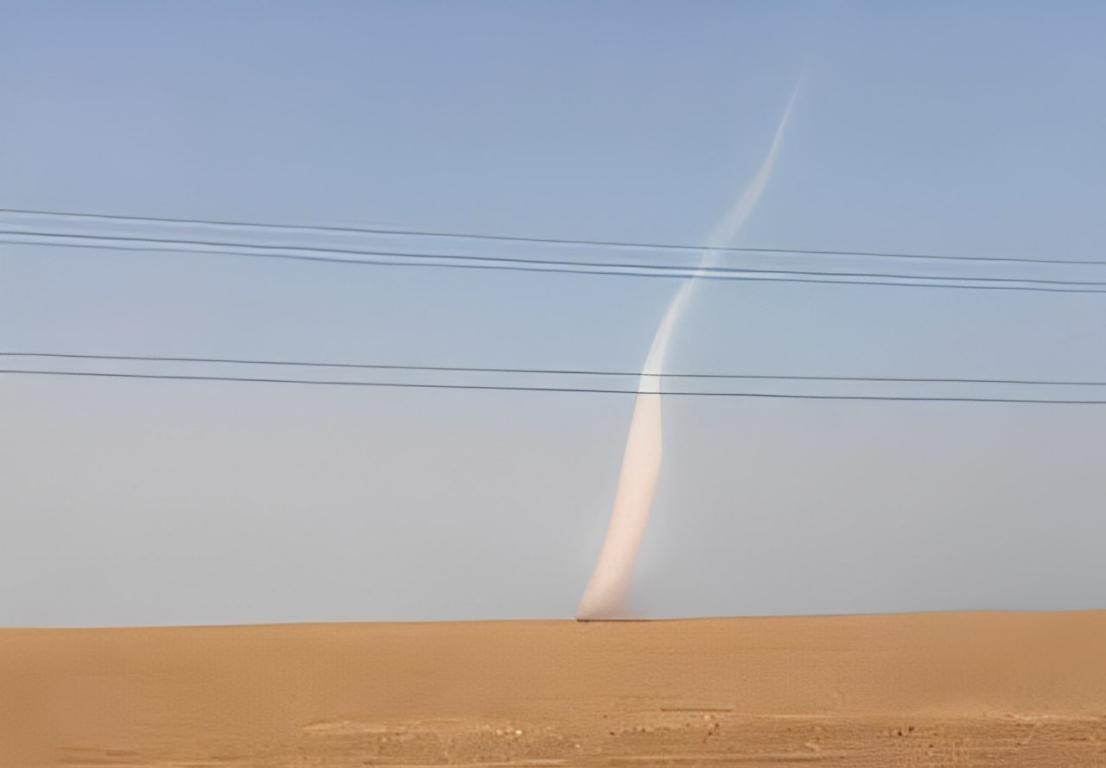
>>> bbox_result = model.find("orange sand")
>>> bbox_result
[3,611,1105,767]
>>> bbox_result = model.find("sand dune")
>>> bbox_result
[3,611,1105,767]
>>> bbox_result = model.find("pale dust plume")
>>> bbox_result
[576,82,802,620]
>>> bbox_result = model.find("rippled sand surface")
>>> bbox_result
[4,611,1105,766]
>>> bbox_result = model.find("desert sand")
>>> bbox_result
[3,611,1106,767]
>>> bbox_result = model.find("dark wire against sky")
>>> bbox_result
[5,207,1106,266]
[5,223,1106,294]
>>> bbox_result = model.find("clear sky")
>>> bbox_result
[3,1,1105,626]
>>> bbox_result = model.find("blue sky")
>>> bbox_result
[2,1,1105,625]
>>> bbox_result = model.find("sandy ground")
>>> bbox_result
[3,611,1106,767]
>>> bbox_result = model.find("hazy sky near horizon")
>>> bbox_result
[3,1,1105,626]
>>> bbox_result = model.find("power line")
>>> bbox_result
[4,368,1106,403]
[6,234,1106,294]
[13,229,1106,286]
[5,352,1106,388]
[3,206,1105,267]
